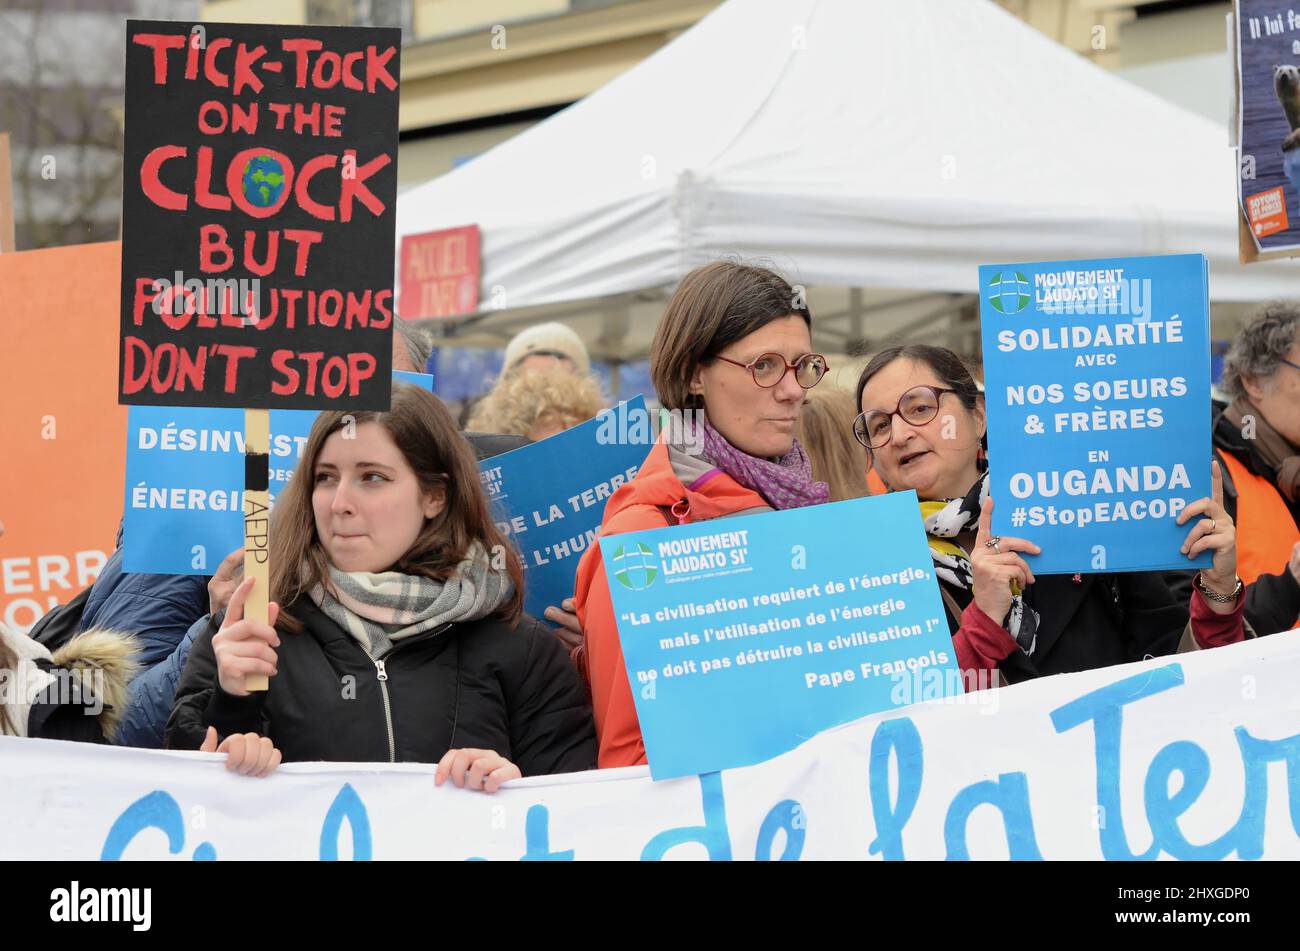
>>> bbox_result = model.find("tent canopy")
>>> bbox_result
[396,0,1296,350]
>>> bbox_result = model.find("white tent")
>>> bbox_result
[396,0,1300,360]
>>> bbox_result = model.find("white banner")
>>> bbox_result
[4,634,1300,860]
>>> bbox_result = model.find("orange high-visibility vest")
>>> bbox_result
[1218,450,1300,627]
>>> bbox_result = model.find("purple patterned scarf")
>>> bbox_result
[696,417,829,510]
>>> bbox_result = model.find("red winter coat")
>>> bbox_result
[572,438,768,768]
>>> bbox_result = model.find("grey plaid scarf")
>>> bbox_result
[309,541,512,657]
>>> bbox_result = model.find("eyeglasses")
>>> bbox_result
[853,385,958,449]
[1283,357,1300,374]
[713,352,829,389]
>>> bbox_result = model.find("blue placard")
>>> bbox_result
[978,254,1212,575]
[600,491,958,780]
[482,396,652,619]
[123,372,433,574]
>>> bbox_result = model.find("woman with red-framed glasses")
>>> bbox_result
[572,261,831,769]
[856,344,1246,691]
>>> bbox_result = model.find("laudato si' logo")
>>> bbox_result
[986,271,1031,315]
[612,542,658,590]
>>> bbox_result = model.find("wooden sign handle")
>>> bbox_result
[0,133,14,253]
[243,408,271,692]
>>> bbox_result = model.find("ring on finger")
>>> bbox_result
[985,536,1002,552]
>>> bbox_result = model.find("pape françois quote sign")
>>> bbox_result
[118,21,400,410]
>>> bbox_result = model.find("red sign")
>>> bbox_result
[399,225,480,318]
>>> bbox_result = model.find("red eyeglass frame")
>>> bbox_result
[713,352,829,389]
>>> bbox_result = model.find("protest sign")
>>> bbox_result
[118,20,401,690]
[481,397,651,618]
[122,372,432,574]
[118,21,400,410]
[0,242,125,631]
[599,492,958,779]
[1236,1,1300,255]
[399,225,480,318]
[5,633,1298,860]
[979,254,1212,575]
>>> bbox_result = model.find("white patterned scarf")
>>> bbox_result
[309,542,512,657]
[920,475,1039,656]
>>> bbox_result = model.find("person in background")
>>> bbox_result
[796,386,871,502]
[499,321,590,378]
[166,384,596,784]
[855,344,1247,687]
[573,261,830,767]
[1166,303,1300,633]
[1,621,139,741]
[1,522,139,742]
[466,368,606,649]
[467,368,607,442]
[472,324,604,648]
[393,317,432,375]
[454,321,591,437]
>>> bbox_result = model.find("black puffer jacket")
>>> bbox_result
[165,598,596,775]
[942,570,1191,683]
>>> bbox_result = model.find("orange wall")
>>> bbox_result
[0,241,127,630]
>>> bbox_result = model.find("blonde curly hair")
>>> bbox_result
[797,386,870,503]
[467,368,607,440]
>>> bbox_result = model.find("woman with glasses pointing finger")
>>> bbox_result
[573,261,831,768]
[855,345,1247,688]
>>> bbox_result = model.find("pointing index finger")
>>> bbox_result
[226,575,255,625]
[976,498,992,543]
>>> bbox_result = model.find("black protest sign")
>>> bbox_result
[118,21,400,410]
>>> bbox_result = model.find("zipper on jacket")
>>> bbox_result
[373,659,395,763]
[354,623,451,765]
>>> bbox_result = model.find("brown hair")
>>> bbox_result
[650,261,812,410]
[855,344,982,413]
[797,387,871,502]
[466,368,606,438]
[269,383,524,630]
